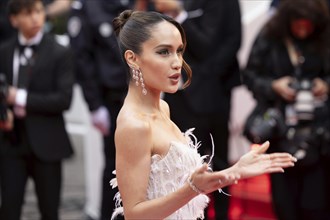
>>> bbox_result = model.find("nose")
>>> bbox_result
[31,11,38,21]
[30,9,43,23]
[172,53,182,70]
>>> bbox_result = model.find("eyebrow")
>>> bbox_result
[154,44,184,50]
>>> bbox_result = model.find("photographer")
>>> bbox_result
[242,0,330,219]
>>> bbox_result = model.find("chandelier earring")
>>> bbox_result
[131,68,139,86]
[138,69,147,95]
[131,67,147,95]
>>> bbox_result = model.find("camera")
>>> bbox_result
[289,78,314,121]
[245,107,287,144]
[0,73,8,122]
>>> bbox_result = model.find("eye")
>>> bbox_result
[177,47,184,55]
[157,49,170,55]
[22,10,29,16]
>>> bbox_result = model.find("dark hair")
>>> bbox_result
[264,0,330,51]
[8,0,42,15]
[113,10,192,88]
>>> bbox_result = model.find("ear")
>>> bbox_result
[124,50,139,69]
[9,15,18,28]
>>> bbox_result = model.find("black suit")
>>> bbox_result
[0,34,74,220]
[68,1,132,219]
[164,0,242,219]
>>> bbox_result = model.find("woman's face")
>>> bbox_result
[135,21,184,94]
[290,18,314,39]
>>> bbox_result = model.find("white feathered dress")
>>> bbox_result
[110,129,210,220]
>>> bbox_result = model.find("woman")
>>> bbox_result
[111,10,296,220]
[243,0,330,219]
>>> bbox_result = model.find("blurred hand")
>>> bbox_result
[233,141,296,179]
[91,106,110,136]
[271,76,296,102]
[152,0,182,17]
[0,110,14,131]
[312,77,329,98]
[6,86,17,105]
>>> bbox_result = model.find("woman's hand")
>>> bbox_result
[272,76,296,102]
[188,164,241,195]
[233,141,296,179]
[188,141,296,195]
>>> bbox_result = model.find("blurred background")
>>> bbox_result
[0,0,288,219]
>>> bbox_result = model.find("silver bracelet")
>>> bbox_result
[187,176,204,194]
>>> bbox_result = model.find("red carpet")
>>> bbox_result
[229,174,277,220]
[207,174,277,220]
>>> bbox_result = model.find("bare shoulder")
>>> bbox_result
[160,99,170,117]
[115,107,153,154]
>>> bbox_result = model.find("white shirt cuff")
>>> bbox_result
[15,89,27,107]
[175,10,188,24]
[92,106,109,124]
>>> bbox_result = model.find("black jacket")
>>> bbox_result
[243,29,330,105]
[169,0,242,114]
[0,34,74,161]
[68,0,132,111]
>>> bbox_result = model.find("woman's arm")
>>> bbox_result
[115,115,201,219]
[115,114,296,219]
[115,110,238,219]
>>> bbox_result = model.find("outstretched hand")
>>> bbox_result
[188,141,296,195]
[234,141,297,179]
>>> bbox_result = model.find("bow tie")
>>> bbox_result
[18,44,37,54]
[18,44,38,60]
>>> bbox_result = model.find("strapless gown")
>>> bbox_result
[110,128,210,220]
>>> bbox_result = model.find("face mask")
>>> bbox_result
[290,19,314,39]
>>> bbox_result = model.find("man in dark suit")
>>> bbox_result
[153,0,242,219]
[0,0,74,219]
[68,1,132,219]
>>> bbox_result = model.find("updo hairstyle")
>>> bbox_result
[113,10,192,88]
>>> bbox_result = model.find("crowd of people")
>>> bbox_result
[244,0,330,219]
[0,0,329,220]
